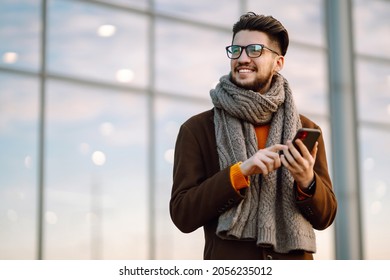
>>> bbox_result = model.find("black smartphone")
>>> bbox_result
[292,128,321,154]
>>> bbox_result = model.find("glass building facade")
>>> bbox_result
[0,0,389,260]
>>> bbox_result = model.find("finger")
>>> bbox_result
[273,153,282,169]
[267,144,287,154]
[267,149,282,168]
[281,150,294,170]
[262,155,278,173]
[263,150,283,170]
[259,162,269,175]
[295,138,310,159]
[311,142,319,161]
[280,154,291,169]
[285,141,300,166]
[253,157,269,175]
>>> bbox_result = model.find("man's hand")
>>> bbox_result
[280,139,318,188]
[240,144,286,176]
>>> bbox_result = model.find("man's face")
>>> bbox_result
[230,30,283,94]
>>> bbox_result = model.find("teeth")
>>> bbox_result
[238,69,253,73]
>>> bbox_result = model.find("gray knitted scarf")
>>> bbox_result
[210,73,316,254]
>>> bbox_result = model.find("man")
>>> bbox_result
[170,12,337,260]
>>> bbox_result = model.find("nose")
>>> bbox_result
[237,48,251,63]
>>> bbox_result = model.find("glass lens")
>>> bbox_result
[227,45,242,58]
[247,44,263,57]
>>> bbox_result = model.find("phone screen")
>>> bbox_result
[292,128,321,154]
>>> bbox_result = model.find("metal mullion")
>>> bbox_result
[147,0,156,260]
[325,0,363,260]
[37,0,48,260]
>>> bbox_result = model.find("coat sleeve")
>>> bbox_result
[169,122,245,233]
[295,120,338,230]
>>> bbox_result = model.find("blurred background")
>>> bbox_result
[0,0,389,260]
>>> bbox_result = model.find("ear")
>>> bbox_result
[274,55,285,73]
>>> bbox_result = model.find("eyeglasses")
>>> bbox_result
[225,44,280,59]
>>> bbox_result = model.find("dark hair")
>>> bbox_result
[232,12,289,56]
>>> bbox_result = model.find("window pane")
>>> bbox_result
[282,47,328,117]
[0,73,39,259]
[99,0,148,10]
[360,128,390,259]
[155,19,230,98]
[44,80,148,259]
[353,0,390,59]
[154,97,211,259]
[356,59,390,124]
[155,0,240,27]
[48,0,148,87]
[248,0,325,47]
[0,0,40,71]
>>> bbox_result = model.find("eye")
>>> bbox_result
[248,44,262,56]
[230,46,241,55]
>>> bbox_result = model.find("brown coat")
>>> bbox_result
[170,109,337,260]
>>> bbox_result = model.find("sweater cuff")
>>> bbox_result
[230,162,250,191]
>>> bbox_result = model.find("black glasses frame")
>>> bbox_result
[225,44,280,59]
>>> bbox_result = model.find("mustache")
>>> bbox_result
[234,62,258,71]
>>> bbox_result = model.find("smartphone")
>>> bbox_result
[292,128,321,154]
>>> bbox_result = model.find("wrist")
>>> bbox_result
[299,173,315,189]
[302,177,316,195]
[239,160,249,176]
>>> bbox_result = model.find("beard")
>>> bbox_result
[231,65,274,93]
[232,77,267,92]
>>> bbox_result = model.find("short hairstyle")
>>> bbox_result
[232,12,289,56]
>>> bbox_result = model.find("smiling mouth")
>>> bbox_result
[238,68,254,73]
[236,64,257,74]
